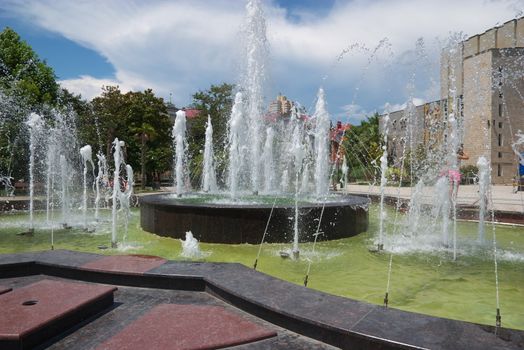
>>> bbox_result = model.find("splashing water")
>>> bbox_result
[202,116,217,193]
[243,0,269,194]
[172,110,187,196]
[313,88,330,198]
[477,156,490,244]
[227,92,244,198]
[95,153,108,221]
[512,130,524,167]
[341,155,348,188]
[26,113,43,231]
[119,164,134,243]
[80,145,94,229]
[180,231,204,259]
[262,127,275,193]
[111,138,125,247]
[378,113,389,249]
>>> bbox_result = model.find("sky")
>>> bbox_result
[0,0,523,125]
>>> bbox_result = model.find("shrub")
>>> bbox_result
[460,165,478,184]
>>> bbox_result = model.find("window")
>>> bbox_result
[499,122,503,129]
[498,152,502,158]
[487,120,491,128]
[497,67,504,89]
[497,164,502,177]
[498,133,503,146]
[498,104,503,117]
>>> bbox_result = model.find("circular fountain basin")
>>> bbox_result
[140,193,369,244]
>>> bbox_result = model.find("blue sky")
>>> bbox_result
[0,17,114,80]
[0,0,522,125]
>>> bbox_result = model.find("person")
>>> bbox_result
[445,144,469,199]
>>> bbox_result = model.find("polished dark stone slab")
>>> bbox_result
[0,250,523,350]
[0,279,116,350]
[140,193,369,244]
[97,304,277,350]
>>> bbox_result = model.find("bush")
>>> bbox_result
[386,167,409,183]
[460,165,478,184]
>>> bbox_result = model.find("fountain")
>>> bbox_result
[25,113,43,234]
[172,110,188,196]
[201,115,217,193]
[59,155,70,228]
[111,138,128,248]
[377,112,389,251]
[180,231,205,259]
[1,1,522,344]
[140,0,369,244]
[94,152,108,221]
[80,145,94,230]
[477,156,490,243]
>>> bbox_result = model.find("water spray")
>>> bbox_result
[253,198,277,270]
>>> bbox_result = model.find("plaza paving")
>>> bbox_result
[341,184,524,214]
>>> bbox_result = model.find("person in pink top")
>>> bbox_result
[445,143,469,198]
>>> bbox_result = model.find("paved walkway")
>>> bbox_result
[340,184,524,213]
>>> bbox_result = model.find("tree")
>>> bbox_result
[342,113,381,182]
[0,27,62,186]
[127,89,171,189]
[89,87,172,187]
[91,86,130,159]
[187,83,233,186]
[0,27,59,106]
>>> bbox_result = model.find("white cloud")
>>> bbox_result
[386,98,426,114]
[339,103,375,124]
[1,0,523,119]
[59,75,132,100]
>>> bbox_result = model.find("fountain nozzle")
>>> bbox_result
[383,292,389,308]
[292,250,300,260]
[378,243,384,251]
[496,308,501,328]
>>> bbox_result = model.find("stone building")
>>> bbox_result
[268,94,292,118]
[382,17,524,184]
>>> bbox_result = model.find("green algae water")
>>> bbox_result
[1,205,523,330]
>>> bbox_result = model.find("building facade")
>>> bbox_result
[382,17,524,184]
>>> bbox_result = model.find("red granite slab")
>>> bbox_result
[0,286,12,295]
[97,304,277,350]
[0,279,117,349]
[81,254,167,274]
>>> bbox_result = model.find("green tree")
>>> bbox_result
[342,113,381,182]
[0,27,62,186]
[127,89,171,189]
[89,87,172,187]
[187,83,233,187]
[91,86,130,159]
[0,27,59,106]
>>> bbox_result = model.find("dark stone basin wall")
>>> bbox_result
[140,194,369,244]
